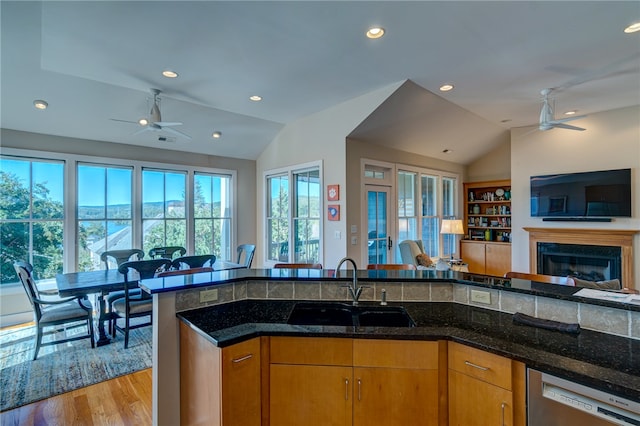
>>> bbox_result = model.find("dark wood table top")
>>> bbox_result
[56,260,246,297]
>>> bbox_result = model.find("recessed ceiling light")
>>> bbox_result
[162,70,178,78]
[138,118,149,126]
[501,119,512,123]
[366,27,385,39]
[442,149,453,154]
[564,110,577,116]
[624,22,640,33]
[212,131,222,139]
[439,84,454,92]
[249,95,262,102]
[33,99,48,110]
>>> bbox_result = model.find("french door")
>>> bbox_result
[365,185,393,265]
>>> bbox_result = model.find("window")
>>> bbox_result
[421,174,439,256]
[142,169,187,256]
[0,156,64,284]
[194,172,232,261]
[441,176,457,256]
[77,164,133,271]
[265,164,321,264]
[398,171,417,244]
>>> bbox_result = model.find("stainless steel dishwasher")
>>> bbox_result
[528,369,640,425]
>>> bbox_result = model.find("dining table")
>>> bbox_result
[56,259,245,346]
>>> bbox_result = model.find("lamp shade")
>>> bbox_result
[440,219,464,235]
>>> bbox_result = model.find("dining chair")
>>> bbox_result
[148,246,186,260]
[171,254,216,270]
[14,261,95,360]
[157,267,214,277]
[367,264,416,270]
[236,244,256,268]
[112,258,172,348]
[102,249,146,332]
[504,271,576,286]
[274,263,323,269]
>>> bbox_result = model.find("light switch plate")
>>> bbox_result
[200,289,218,303]
[471,289,491,304]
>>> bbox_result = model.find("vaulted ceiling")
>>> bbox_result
[2,1,639,164]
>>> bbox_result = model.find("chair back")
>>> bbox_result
[13,261,43,319]
[101,249,145,270]
[274,263,323,269]
[148,246,186,259]
[236,244,256,268]
[157,267,214,277]
[398,240,425,266]
[118,258,172,303]
[504,271,576,286]
[367,264,416,270]
[171,255,216,270]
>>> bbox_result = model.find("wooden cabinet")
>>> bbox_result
[448,342,525,426]
[461,240,512,276]
[179,322,261,426]
[464,180,512,244]
[269,337,443,426]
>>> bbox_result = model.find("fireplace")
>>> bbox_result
[524,228,638,289]
[537,243,622,282]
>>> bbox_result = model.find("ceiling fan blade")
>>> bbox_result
[110,118,138,124]
[552,123,586,131]
[161,126,192,140]
[132,126,153,136]
[154,121,182,127]
[549,115,587,124]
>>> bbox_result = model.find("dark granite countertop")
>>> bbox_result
[177,299,640,403]
[142,268,640,312]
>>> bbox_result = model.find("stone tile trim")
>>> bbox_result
[174,280,639,340]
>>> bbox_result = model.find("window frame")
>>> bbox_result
[263,161,323,267]
[1,147,237,278]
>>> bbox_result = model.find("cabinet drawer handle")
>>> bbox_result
[357,378,362,401]
[345,378,349,401]
[464,360,489,371]
[232,353,253,363]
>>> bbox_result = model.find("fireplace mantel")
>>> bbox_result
[524,227,639,288]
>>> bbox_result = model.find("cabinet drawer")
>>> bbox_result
[270,336,352,366]
[353,339,439,369]
[448,342,512,390]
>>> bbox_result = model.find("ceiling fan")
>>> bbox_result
[111,88,192,140]
[538,88,587,132]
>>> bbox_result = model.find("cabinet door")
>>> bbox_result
[461,242,486,274]
[270,364,352,426]
[353,367,439,426]
[485,243,511,277]
[448,370,513,426]
[222,338,261,426]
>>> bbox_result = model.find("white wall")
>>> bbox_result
[510,106,640,285]
[256,82,402,269]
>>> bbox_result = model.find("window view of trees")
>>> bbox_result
[194,173,232,261]
[1,157,64,284]
[142,169,187,257]
[266,167,320,264]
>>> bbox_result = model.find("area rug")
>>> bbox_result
[0,322,152,412]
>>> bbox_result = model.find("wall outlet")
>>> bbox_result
[471,289,491,305]
[200,289,219,303]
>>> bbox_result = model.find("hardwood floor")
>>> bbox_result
[0,368,152,426]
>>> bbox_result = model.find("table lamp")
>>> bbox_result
[440,219,464,261]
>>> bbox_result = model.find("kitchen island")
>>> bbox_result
[140,268,640,425]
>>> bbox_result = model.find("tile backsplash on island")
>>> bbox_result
[174,280,640,340]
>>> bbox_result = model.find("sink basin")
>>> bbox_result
[287,302,416,328]
[287,302,354,326]
[356,306,416,328]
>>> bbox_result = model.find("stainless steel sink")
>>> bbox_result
[287,302,416,327]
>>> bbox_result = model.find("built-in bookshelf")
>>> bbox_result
[463,180,511,243]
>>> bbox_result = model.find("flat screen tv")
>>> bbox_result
[530,168,631,218]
